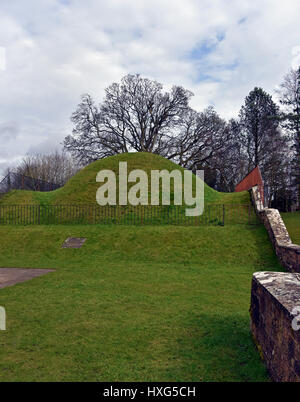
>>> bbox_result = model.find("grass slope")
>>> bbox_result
[0,224,282,381]
[281,212,300,244]
[0,152,249,206]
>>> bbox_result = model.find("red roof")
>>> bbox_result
[235,166,264,203]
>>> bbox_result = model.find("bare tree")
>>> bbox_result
[277,66,300,207]
[261,127,291,207]
[64,74,193,163]
[207,119,249,192]
[15,151,79,187]
[167,106,230,171]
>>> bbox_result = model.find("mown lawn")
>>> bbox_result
[281,212,300,244]
[0,224,282,381]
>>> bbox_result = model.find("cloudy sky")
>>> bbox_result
[0,0,300,177]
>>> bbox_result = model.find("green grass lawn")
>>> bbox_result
[281,212,300,244]
[0,223,282,381]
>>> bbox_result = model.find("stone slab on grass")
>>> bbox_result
[61,237,86,249]
[0,268,55,289]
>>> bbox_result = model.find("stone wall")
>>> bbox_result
[250,271,300,382]
[250,187,300,381]
[250,186,300,273]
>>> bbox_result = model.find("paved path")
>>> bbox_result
[0,268,55,289]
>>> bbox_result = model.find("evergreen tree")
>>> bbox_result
[239,87,280,169]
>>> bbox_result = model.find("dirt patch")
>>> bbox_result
[0,268,55,289]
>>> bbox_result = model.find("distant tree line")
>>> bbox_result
[0,151,79,193]
[0,171,60,193]
[64,69,300,211]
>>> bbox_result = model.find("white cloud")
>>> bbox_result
[0,47,6,71]
[0,0,300,174]
[292,46,300,69]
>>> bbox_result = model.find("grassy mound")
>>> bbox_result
[0,152,249,206]
[0,153,251,225]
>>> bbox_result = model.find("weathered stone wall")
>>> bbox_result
[250,187,300,381]
[250,186,300,273]
[250,271,300,382]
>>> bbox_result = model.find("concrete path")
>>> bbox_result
[0,268,55,289]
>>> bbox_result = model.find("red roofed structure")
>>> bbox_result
[235,166,264,206]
